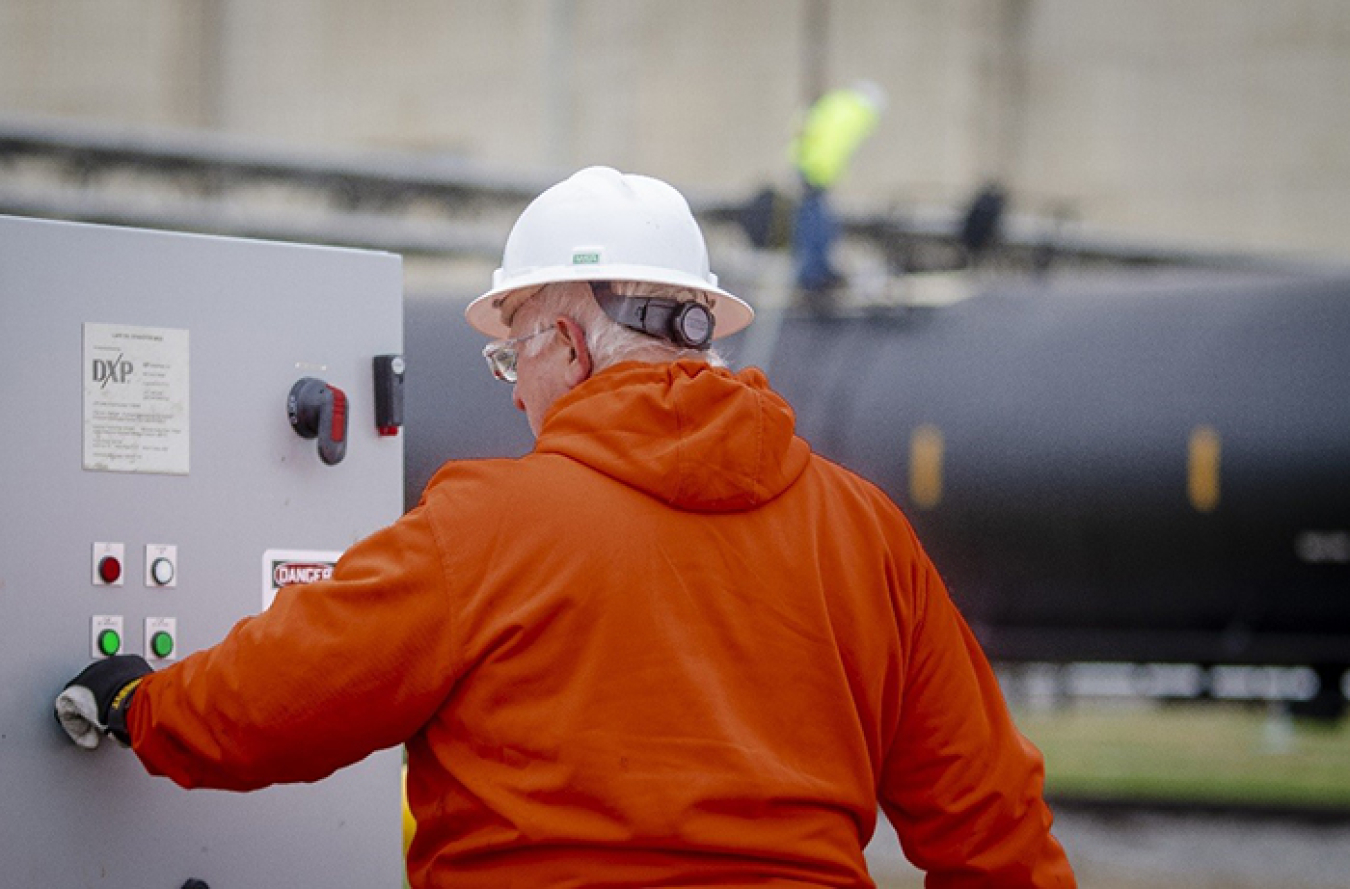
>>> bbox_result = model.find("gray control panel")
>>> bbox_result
[0,215,405,887]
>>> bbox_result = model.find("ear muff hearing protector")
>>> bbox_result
[590,283,715,350]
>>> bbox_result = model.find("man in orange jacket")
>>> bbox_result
[57,166,1075,887]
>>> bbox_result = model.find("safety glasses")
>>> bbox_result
[481,326,555,383]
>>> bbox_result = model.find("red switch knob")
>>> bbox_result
[287,377,348,466]
[98,555,122,584]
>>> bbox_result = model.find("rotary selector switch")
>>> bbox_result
[288,377,349,466]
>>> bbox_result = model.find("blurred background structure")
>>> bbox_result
[3,0,1349,290]
[4,2,1349,886]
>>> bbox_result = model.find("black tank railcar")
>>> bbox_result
[404,274,1350,705]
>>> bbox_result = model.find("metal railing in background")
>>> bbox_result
[0,114,1328,290]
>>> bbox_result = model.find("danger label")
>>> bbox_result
[261,549,342,611]
[273,562,334,587]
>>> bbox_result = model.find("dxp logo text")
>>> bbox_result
[93,353,133,388]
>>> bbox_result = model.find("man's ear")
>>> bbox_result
[555,315,593,388]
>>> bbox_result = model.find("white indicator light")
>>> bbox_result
[145,545,178,587]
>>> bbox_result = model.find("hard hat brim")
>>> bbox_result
[465,264,755,341]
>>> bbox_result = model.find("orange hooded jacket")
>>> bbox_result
[128,360,1075,888]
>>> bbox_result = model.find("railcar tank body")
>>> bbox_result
[404,272,1350,701]
[766,274,1350,675]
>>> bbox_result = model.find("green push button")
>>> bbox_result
[151,631,174,659]
[97,629,121,657]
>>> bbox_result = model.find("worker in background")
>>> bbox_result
[791,79,887,302]
[56,166,1075,888]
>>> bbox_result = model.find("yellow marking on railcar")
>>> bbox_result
[1188,425,1221,512]
[909,424,944,509]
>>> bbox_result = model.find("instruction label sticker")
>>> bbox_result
[262,549,342,611]
[82,322,189,475]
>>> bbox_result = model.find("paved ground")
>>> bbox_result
[863,809,1350,888]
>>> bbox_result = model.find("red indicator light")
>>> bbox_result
[98,556,122,584]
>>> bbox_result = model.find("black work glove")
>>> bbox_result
[54,655,153,750]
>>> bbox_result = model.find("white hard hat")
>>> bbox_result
[466,166,754,340]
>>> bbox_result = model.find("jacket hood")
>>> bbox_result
[535,360,812,512]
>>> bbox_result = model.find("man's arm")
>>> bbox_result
[123,505,457,791]
[879,549,1076,887]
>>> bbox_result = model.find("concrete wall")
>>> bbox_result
[1016,1,1350,256]
[1,0,1347,259]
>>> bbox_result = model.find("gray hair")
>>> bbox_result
[517,281,726,372]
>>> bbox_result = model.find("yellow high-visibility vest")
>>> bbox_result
[791,88,881,189]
